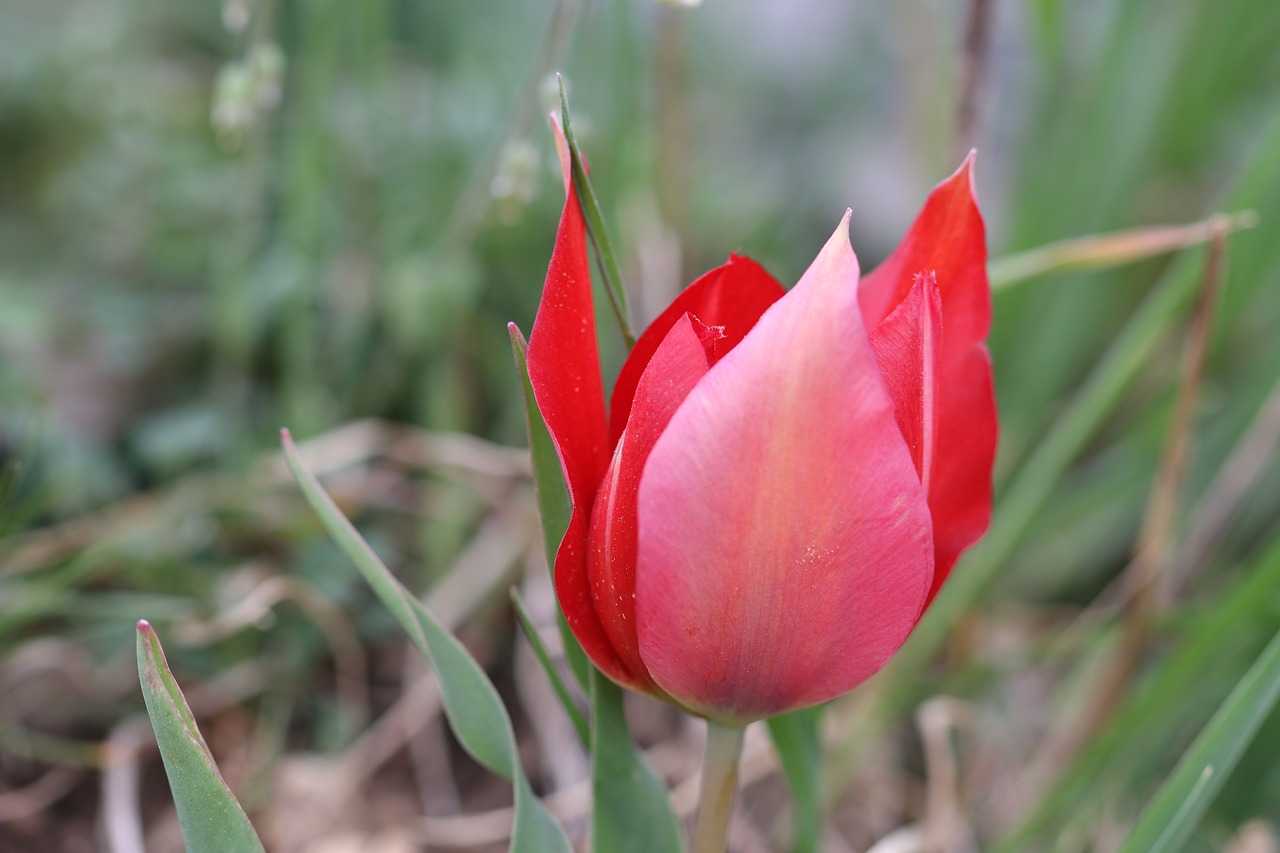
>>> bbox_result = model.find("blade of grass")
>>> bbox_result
[136,620,265,853]
[0,721,103,769]
[1117,627,1280,853]
[281,429,571,853]
[510,587,589,746]
[993,529,1280,851]
[556,74,637,348]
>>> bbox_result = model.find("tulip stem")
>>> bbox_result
[691,721,746,853]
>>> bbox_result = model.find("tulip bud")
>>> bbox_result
[525,123,995,722]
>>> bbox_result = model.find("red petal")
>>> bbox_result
[859,155,997,597]
[587,315,717,691]
[526,117,623,683]
[608,255,785,446]
[858,153,989,350]
[635,214,934,723]
[928,345,996,599]
[869,272,943,494]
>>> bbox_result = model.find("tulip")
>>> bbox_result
[524,120,995,725]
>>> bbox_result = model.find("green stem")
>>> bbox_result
[691,721,746,853]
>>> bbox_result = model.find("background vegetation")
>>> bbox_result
[2,0,1279,850]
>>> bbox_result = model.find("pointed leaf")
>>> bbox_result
[510,323,573,573]
[556,74,635,346]
[589,668,684,853]
[136,620,265,853]
[281,430,571,853]
[767,707,824,853]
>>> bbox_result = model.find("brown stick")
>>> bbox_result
[955,0,995,160]
[1044,216,1231,770]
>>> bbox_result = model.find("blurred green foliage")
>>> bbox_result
[3,0,1280,849]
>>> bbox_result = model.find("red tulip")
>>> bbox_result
[523,120,995,723]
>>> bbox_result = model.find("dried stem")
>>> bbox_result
[1046,216,1231,768]
[955,0,994,160]
[1118,219,1230,662]
[1164,373,1280,598]
[988,210,1257,291]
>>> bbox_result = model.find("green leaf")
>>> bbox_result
[511,587,590,746]
[556,74,636,348]
[136,620,265,853]
[508,323,571,573]
[589,668,685,853]
[509,323,591,692]
[280,429,571,853]
[1118,628,1280,853]
[767,706,824,853]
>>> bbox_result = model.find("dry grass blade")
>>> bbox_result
[1042,215,1232,772]
[174,574,371,730]
[989,211,1256,290]
[0,419,529,578]
[100,718,153,853]
[0,768,81,825]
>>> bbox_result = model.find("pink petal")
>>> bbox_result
[609,255,785,446]
[526,117,630,686]
[588,315,719,690]
[635,213,935,723]
[859,155,996,597]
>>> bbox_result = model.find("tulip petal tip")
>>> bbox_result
[957,150,979,191]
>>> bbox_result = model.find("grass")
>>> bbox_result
[2,0,1280,850]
